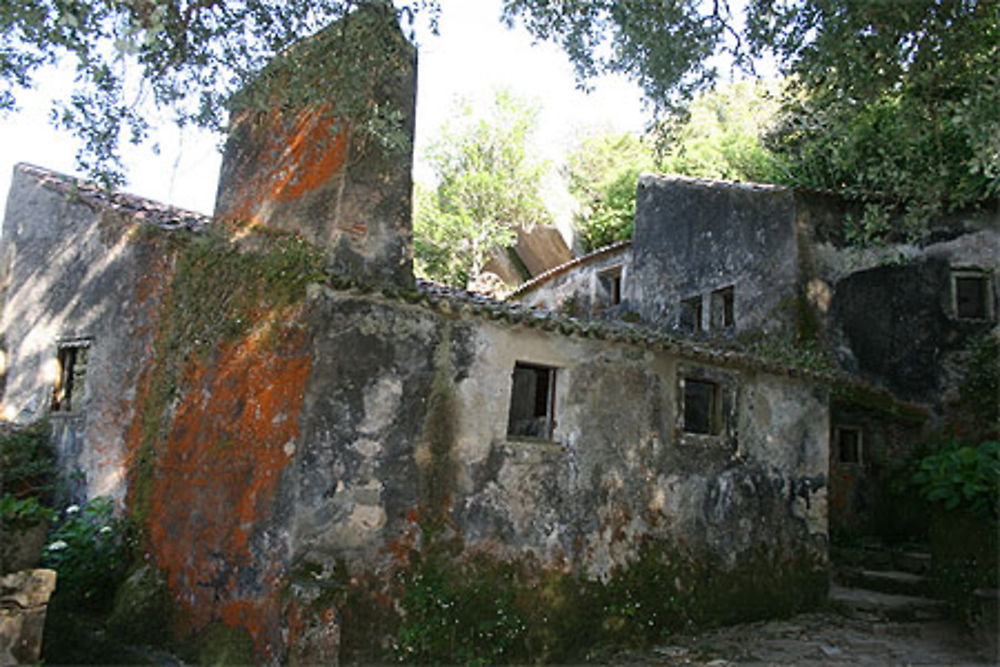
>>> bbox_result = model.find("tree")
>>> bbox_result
[0,0,439,186]
[754,0,1000,240]
[568,82,786,251]
[413,90,552,288]
[657,80,786,184]
[505,0,1000,241]
[566,129,655,251]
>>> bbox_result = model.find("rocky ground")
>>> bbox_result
[616,611,992,665]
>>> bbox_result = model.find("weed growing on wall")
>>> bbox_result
[0,421,56,531]
[130,225,325,522]
[958,334,999,431]
[386,537,827,664]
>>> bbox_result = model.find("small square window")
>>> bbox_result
[52,342,89,412]
[683,378,721,435]
[599,267,623,306]
[680,296,703,333]
[836,427,862,464]
[507,362,557,440]
[952,270,992,320]
[710,286,735,330]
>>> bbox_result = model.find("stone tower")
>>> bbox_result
[213,4,416,288]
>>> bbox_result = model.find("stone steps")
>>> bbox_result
[829,585,948,622]
[836,566,933,598]
[830,539,945,621]
[830,544,932,575]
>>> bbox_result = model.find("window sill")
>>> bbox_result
[503,439,564,463]
[677,432,731,449]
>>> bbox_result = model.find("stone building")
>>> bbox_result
[0,10,840,663]
[513,173,1000,537]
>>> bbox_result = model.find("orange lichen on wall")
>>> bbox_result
[222,105,350,226]
[142,324,312,655]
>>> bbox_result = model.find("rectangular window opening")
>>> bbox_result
[683,378,720,435]
[599,267,623,306]
[507,362,557,440]
[836,427,862,464]
[710,285,735,330]
[52,343,89,412]
[680,296,703,333]
[953,272,991,320]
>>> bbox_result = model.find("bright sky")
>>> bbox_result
[0,0,647,222]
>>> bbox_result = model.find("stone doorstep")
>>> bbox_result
[893,550,932,576]
[830,585,948,622]
[835,566,933,598]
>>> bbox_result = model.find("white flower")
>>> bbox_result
[47,540,69,551]
[65,505,80,514]
[99,526,112,534]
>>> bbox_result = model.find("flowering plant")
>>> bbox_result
[42,497,132,611]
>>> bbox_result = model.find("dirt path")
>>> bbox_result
[615,611,992,665]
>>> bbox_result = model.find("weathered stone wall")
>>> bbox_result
[114,272,829,660]
[262,288,828,659]
[630,175,800,336]
[213,6,416,289]
[0,165,178,504]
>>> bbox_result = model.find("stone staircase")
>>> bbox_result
[829,541,948,621]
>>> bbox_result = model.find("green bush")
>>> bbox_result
[0,421,57,528]
[42,497,133,612]
[911,440,999,517]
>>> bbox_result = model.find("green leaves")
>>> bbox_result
[414,89,551,288]
[2,0,436,187]
[911,440,1000,517]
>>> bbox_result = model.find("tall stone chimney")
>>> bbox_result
[213,4,416,288]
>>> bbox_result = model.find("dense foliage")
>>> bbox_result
[42,497,133,611]
[911,440,1000,517]
[566,130,653,251]
[0,421,56,531]
[755,0,1000,240]
[414,90,551,287]
[568,81,787,251]
[508,0,1000,242]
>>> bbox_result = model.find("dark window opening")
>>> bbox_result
[836,427,861,464]
[507,362,557,440]
[599,268,623,306]
[680,296,703,333]
[710,286,735,330]
[683,378,720,435]
[955,274,989,319]
[52,344,88,412]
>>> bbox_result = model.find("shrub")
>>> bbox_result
[911,440,999,517]
[42,497,133,612]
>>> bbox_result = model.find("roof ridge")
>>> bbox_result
[15,162,212,230]
[507,240,632,299]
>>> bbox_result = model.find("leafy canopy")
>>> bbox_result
[0,0,439,186]
[568,81,787,251]
[414,89,552,288]
[566,130,654,252]
[507,0,1000,241]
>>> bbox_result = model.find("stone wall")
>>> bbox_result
[131,275,830,660]
[0,164,180,504]
[213,5,417,289]
[630,175,800,336]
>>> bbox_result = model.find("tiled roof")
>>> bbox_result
[403,276,837,384]
[507,240,631,299]
[639,172,788,193]
[15,162,212,231]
